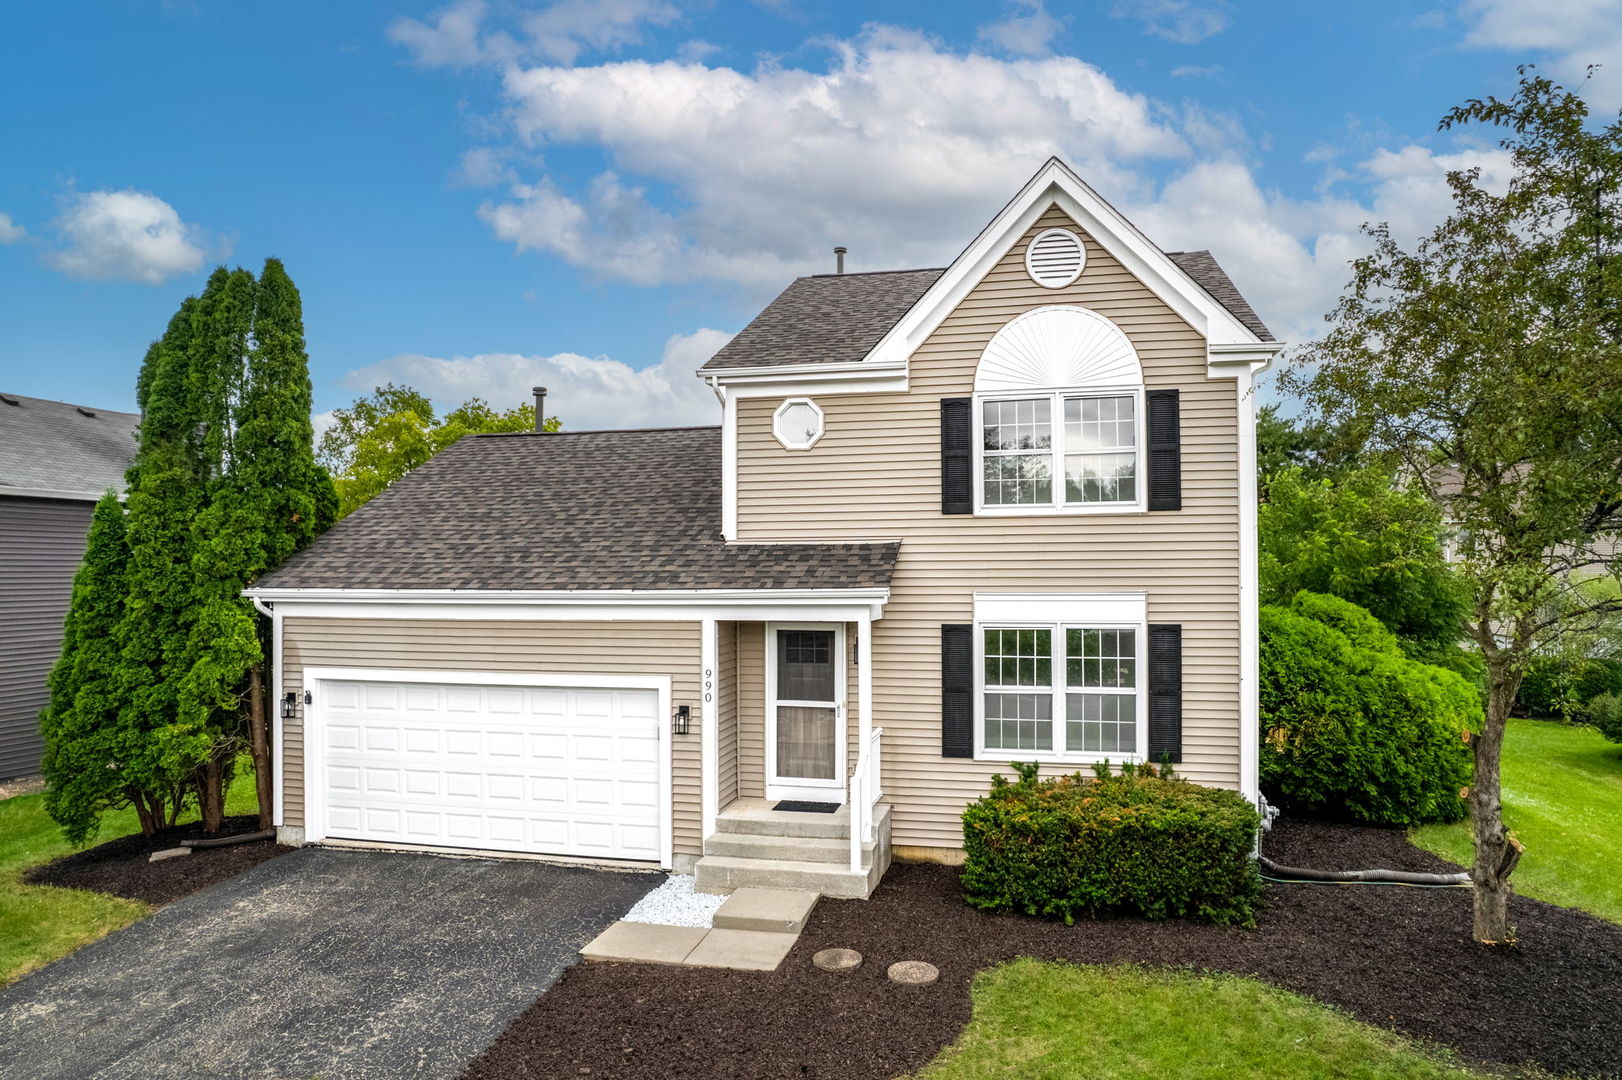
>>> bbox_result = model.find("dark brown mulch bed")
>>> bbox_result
[463,820,1622,1080]
[23,814,291,906]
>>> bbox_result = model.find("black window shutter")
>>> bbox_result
[1147,623,1183,763]
[1146,389,1181,511]
[941,624,974,758]
[941,397,973,515]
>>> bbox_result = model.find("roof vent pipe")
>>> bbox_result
[834,246,847,274]
[532,386,547,432]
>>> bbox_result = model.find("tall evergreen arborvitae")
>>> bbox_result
[46,259,335,842]
[182,258,335,828]
[39,494,142,844]
[116,296,212,827]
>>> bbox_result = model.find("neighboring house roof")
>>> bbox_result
[256,427,900,592]
[699,249,1270,373]
[0,392,139,500]
[1163,251,1275,342]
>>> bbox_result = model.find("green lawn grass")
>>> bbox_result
[915,960,1483,1080]
[0,774,258,984]
[1411,717,1622,924]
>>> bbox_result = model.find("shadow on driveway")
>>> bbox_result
[0,846,659,1080]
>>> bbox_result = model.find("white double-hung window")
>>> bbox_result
[975,594,1147,762]
[973,306,1145,514]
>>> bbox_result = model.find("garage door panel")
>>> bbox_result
[319,678,662,862]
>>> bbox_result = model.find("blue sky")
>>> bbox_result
[1,0,1615,429]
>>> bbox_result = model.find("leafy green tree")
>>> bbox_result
[181,259,336,830]
[38,494,162,844]
[1280,69,1622,944]
[1260,466,1469,663]
[1256,404,1369,494]
[319,384,557,516]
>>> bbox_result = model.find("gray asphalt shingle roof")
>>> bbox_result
[1165,250,1276,342]
[700,268,945,371]
[0,392,138,498]
[256,426,899,592]
[699,247,1272,372]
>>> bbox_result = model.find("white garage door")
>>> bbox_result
[317,677,663,861]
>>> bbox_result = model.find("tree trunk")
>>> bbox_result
[248,662,273,831]
[1470,657,1524,945]
[199,755,225,834]
[127,788,158,836]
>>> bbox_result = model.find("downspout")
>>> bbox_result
[248,594,285,829]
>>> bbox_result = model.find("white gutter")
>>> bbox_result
[0,484,123,502]
[244,586,891,606]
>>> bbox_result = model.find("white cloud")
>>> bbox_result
[390,0,679,69]
[46,189,212,284]
[522,0,679,64]
[480,28,1188,287]
[1170,64,1223,78]
[1110,0,1228,44]
[978,0,1063,57]
[0,213,25,244]
[338,328,731,431]
[455,146,517,187]
[1458,0,1622,108]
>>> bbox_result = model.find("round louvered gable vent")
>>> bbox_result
[1024,228,1085,289]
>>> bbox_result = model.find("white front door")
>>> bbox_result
[312,674,666,862]
[765,623,846,803]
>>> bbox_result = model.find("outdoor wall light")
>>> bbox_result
[672,705,691,735]
[281,691,297,720]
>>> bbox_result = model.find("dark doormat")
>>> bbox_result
[773,801,840,814]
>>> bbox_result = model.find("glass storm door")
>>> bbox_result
[767,625,845,802]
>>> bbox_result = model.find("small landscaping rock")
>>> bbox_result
[148,848,192,863]
[812,947,862,972]
[887,960,939,986]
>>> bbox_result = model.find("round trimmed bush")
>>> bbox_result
[961,761,1262,927]
[1260,591,1477,826]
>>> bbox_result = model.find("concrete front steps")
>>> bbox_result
[581,888,819,972]
[694,799,892,899]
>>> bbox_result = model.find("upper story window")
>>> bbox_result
[974,306,1144,514]
[773,397,825,450]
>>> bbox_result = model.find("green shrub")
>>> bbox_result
[1260,591,1477,826]
[1517,656,1622,719]
[1588,693,1622,744]
[960,761,1262,927]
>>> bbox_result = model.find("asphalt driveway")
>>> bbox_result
[0,846,659,1080]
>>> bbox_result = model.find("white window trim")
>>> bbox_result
[972,384,1146,516]
[764,622,848,803]
[772,396,825,451]
[972,593,1148,765]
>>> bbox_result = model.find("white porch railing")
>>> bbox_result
[848,726,884,872]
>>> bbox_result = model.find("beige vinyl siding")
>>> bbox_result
[280,618,706,857]
[716,621,739,808]
[734,205,1243,850]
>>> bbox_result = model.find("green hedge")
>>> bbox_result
[1260,592,1477,826]
[1517,656,1622,720]
[960,761,1262,927]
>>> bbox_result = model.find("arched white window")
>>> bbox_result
[974,306,1144,513]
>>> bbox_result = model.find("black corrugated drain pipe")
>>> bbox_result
[1257,854,1471,889]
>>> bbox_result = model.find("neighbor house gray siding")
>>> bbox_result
[0,495,94,778]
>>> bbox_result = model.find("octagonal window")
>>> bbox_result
[773,397,825,450]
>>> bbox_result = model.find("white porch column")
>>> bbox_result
[700,618,719,841]
[857,613,873,773]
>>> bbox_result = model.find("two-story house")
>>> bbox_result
[246,159,1282,897]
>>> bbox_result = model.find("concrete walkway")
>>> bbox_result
[0,846,658,1080]
[582,887,816,971]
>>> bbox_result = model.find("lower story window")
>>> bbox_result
[982,624,1141,758]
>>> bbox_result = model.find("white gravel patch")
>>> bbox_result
[621,875,726,928]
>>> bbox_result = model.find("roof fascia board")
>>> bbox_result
[0,484,121,502]
[704,361,909,392]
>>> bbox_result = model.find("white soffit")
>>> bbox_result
[975,306,1141,393]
